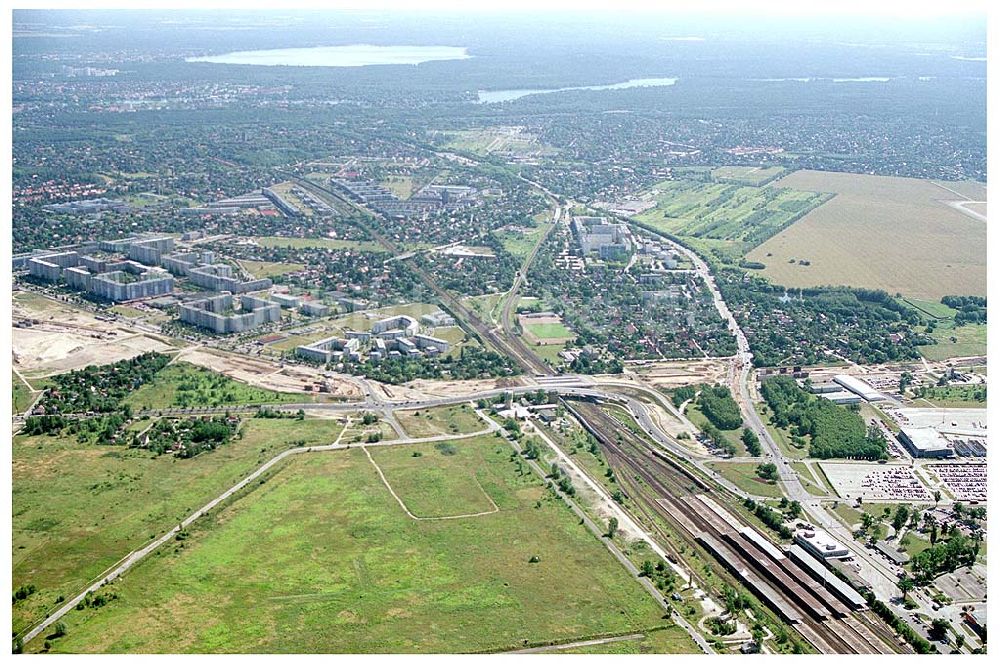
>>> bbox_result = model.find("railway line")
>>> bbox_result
[567,400,906,655]
[289,175,550,375]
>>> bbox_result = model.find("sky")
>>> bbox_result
[8,0,991,18]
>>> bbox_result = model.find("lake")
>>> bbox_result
[187,44,471,67]
[477,77,678,104]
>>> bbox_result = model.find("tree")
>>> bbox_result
[606,517,618,539]
[929,618,951,643]
[640,560,656,577]
[741,428,761,456]
[756,462,778,482]
[892,505,910,533]
[933,490,942,505]
[898,575,915,601]
[52,621,67,638]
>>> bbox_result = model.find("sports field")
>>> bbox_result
[12,417,346,636]
[745,170,987,299]
[31,436,689,653]
[633,179,829,249]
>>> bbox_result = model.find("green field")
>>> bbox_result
[380,175,415,200]
[920,323,987,361]
[31,437,690,653]
[711,165,786,186]
[239,259,306,278]
[396,404,484,438]
[497,223,552,260]
[745,171,987,300]
[911,384,987,408]
[685,402,745,456]
[12,417,346,636]
[790,462,831,496]
[369,438,499,517]
[124,362,307,410]
[525,321,574,341]
[633,179,828,249]
[899,298,959,320]
[254,236,387,252]
[13,372,35,413]
[706,462,784,499]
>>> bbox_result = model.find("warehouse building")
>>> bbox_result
[179,293,281,334]
[897,426,954,458]
[833,374,884,402]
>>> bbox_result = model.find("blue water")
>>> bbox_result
[187,44,471,67]
[477,77,678,104]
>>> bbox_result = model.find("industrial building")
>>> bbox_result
[809,382,863,405]
[897,426,954,458]
[179,293,281,334]
[832,374,884,402]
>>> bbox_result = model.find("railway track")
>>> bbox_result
[289,175,550,375]
[568,400,905,655]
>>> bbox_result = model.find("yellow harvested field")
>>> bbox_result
[745,170,987,299]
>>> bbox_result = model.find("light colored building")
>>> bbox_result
[421,311,456,327]
[271,293,301,309]
[189,264,272,293]
[794,529,850,560]
[373,315,419,337]
[832,374,884,402]
[297,336,360,364]
[179,293,280,334]
[89,269,174,302]
[897,426,953,458]
[28,251,80,281]
[300,301,330,317]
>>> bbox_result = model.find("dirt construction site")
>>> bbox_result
[12,292,175,378]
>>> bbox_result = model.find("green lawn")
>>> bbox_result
[911,384,987,408]
[525,321,574,340]
[124,362,308,410]
[706,462,784,499]
[553,628,698,654]
[31,437,692,653]
[899,298,958,320]
[369,437,499,518]
[921,323,987,361]
[395,404,484,438]
[254,236,387,252]
[13,372,35,413]
[12,417,346,636]
[497,223,552,260]
[239,260,306,279]
[790,462,830,496]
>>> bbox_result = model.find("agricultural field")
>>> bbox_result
[12,416,346,636]
[30,437,689,653]
[395,403,485,438]
[745,170,987,300]
[124,362,308,410]
[711,165,786,186]
[633,179,829,249]
[239,259,306,279]
[705,462,784,499]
